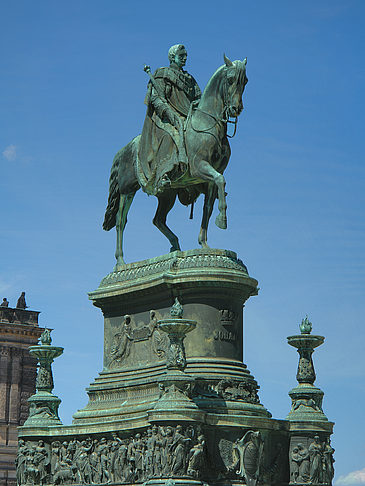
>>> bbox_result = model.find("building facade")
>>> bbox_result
[0,299,43,486]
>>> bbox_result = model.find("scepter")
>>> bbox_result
[143,64,186,157]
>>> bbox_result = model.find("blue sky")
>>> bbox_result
[1,1,364,484]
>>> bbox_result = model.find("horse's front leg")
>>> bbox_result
[194,160,227,230]
[199,184,217,248]
[153,190,181,252]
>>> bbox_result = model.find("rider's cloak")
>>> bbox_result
[137,65,201,196]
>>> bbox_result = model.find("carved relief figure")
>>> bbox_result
[109,433,123,482]
[89,440,100,484]
[18,425,209,485]
[291,446,300,483]
[15,439,28,485]
[114,439,128,482]
[187,434,206,478]
[75,440,93,484]
[291,443,310,483]
[34,440,49,485]
[109,315,132,367]
[50,441,61,475]
[97,438,111,484]
[323,438,335,485]
[144,428,155,477]
[24,447,41,485]
[132,433,145,482]
[170,425,191,476]
[309,436,323,484]
[298,444,310,482]
[161,425,174,476]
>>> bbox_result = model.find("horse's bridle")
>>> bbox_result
[190,67,244,139]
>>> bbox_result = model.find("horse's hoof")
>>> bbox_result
[215,215,227,230]
[114,258,126,272]
[170,246,181,253]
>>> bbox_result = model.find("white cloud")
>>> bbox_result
[336,469,365,486]
[2,144,17,161]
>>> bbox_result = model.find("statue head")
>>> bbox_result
[168,44,187,68]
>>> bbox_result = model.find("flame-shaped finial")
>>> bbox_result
[170,298,183,318]
[300,316,312,335]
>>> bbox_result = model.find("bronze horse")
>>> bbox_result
[103,55,248,267]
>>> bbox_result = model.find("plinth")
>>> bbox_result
[17,249,335,486]
[73,249,272,429]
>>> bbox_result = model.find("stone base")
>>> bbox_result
[70,249,269,429]
[144,480,204,486]
[17,249,333,486]
[23,391,62,426]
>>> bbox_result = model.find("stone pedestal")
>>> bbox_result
[23,331,63,427]
[73,249,272,430]
[287,318,334,486]
[16,250,334,486]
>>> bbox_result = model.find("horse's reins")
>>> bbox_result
[189,69,240,139]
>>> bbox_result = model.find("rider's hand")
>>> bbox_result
[165,108,180,128]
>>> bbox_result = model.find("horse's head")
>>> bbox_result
[222,54,248,118]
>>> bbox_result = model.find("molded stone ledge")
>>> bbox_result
[89,249,258,308]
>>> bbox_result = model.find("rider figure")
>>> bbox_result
[138,44,201,195]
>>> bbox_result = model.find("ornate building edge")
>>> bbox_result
[18,414,289,439]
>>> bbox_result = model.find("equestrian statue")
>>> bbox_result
[103,44,248,267]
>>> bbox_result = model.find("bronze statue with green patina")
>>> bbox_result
[103,44,248,267]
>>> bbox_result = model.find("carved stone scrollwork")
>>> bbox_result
[100,250,249,287]
[291,398,322,413]
[228,430,264,486]
[36,365,54,391]
[216,378,260,403]
[28,401,59,420]
[158,382,194,400]
[220,309,235,326]
[297,353,315,384]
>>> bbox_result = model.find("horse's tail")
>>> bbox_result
[103,151,121,231]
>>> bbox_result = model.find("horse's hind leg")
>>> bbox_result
[199,184,217,248]
[153,191,181,252]
[115,192,135,269]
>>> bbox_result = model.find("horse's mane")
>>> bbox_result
[202,65,225,98]
[201,60,247,99]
